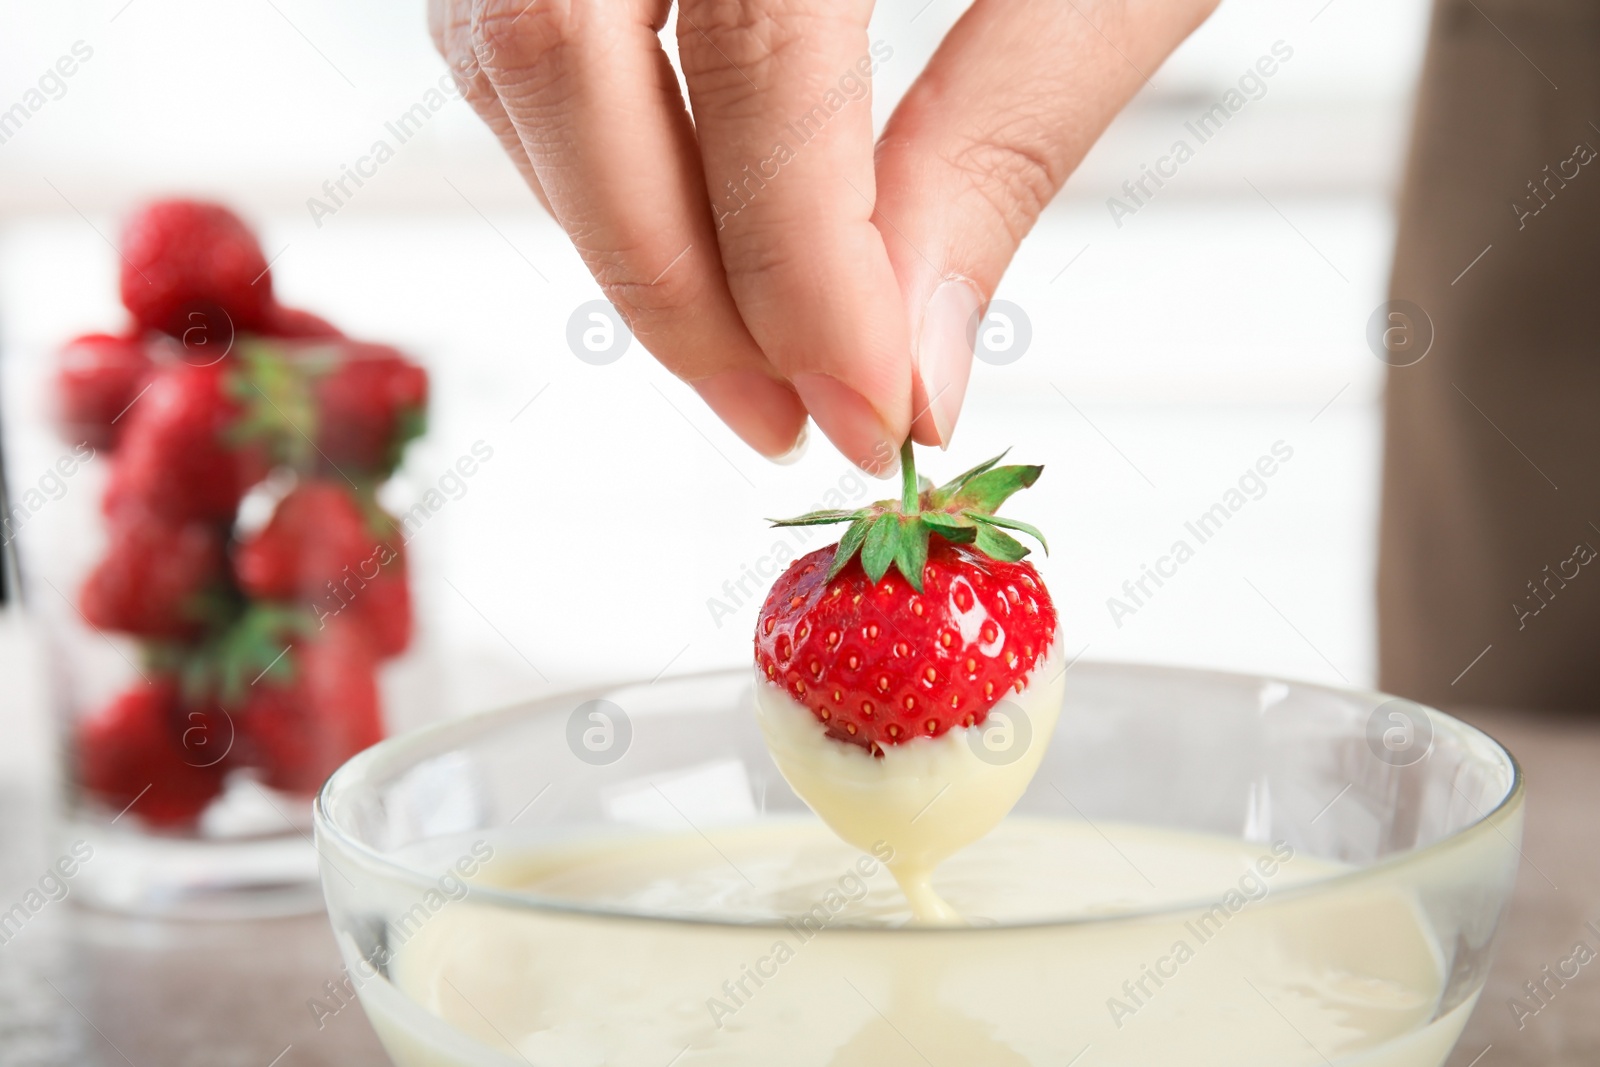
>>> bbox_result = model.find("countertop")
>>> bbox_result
[0,703,1594,1067]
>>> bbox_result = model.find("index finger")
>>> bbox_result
[469,0,809,460]
[677,0,909,475]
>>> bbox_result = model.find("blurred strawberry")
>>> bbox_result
[77,677,226,827]
[228,341,424,479]
[345,574,411,659]
[233,479,411,657]
[231,480,373,596]
[310,343,427,474]
[232,620,383,795]
[263,303,342,339]
[119,199,272,340]
[80,505,228,639]
[104,362,269,522]
[53,332,156,452]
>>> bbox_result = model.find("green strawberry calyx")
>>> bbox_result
[768,440,1047,593]
[224,339,428,479]
[148,603,315,710]
[226,340,326,469]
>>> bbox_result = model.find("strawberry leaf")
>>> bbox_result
[894,517,930,593]
[948,464,1043,513]
[921,511,975,532]
[769,508,865,528]
[860,514,898,584]
[390,404,428,469]
[212,605,314,708]
[931,449,1011,503]
[969,512,1049,554]
[921,511,979,546]
[973,522,1030,561]
[828,517,874,580]
[229,342,320,469]
[768,441,1047,582]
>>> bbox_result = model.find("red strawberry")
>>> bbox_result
[118,199,272,340]
[104,361,268,522]
[233,479,411,657]
[338,572,411,660]
[77,678,226,827]
[263,303,342,339]
[755,448,1057,753]
[233,621,383,795]
[80,505,228,638]
[310,343,427,473]
[54,332,156,452]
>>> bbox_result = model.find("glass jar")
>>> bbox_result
[5,325,433,917]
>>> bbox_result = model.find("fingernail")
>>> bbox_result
[916,279,981,448]
[790,372,898,479]
[692,371,808,461]
[771,420,808,465]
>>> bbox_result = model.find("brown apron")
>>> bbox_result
[1380,0,1600,709]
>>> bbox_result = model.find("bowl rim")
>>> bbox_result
[314,659,1525,933]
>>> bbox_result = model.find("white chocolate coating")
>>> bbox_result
[753,633,1067,922]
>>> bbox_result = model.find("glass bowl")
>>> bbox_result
[314,663,1522,1067]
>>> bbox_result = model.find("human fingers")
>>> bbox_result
[430,0,553,213]
[875,0,1218,446]
[677,0,909,474]
[468,0,808,459]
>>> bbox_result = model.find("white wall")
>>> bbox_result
[0,0,1428,208]
[0,0,1433,744]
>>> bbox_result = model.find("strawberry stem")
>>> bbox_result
[899,438,918,512]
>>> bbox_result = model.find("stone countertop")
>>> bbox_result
[0,704,1593,1067]
[1444,706,1600,1067]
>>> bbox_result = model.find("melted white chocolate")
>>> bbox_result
[369,821,1470,1067]
[752,634,1067,922]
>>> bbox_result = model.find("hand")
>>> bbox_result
[431,0,1217,473]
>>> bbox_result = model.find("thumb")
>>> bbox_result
[874,0,1215,447]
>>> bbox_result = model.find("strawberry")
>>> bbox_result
[339,572,411,660]
[76,677,226,827]
[80,504,229,639]
[262,303,342,339]
[755,446,1057,753]
[229,340,425,477]
[53,332,155,452]
[103,361,269,522]
[233,479,411,657]
[118,199,272,340]
[309,342,427,473]
[231,620,383,795]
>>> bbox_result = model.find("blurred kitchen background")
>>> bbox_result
[0,0,1429,781]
